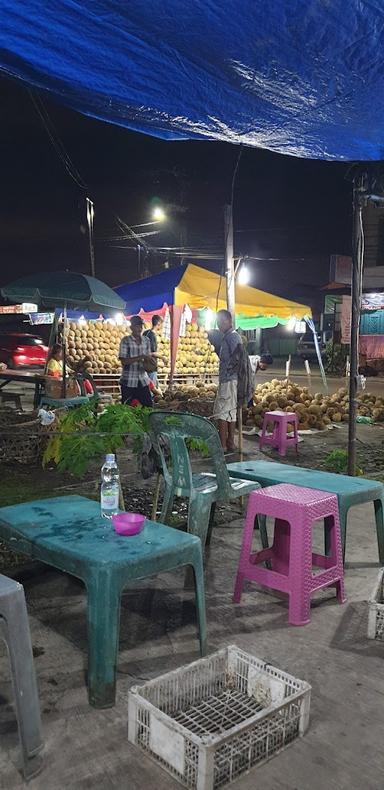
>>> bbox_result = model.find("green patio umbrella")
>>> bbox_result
[1,271,126,397]
[1,271,125,312]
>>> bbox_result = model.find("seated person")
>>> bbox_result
[47,343,65,378]
[47,344,94,395]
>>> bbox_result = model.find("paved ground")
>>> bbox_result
[0,496,383,789]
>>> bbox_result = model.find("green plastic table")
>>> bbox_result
[227,460,384,564]
[0,495,207,708]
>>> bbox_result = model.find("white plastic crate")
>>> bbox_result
[368,568,384,640]
[128,646,311,790]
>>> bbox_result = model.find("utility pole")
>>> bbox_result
[346,166,384,475]
[348,175,366,475]
[86,197,95,277]
[224,204,235,316]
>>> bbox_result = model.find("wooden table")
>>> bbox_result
[0,369,46,409]
[227,460,384,564]
[0,495,207,708]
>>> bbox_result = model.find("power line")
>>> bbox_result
[29,90,87,190]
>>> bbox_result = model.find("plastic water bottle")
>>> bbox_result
[100,454,119,519]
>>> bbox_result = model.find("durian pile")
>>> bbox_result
[65,320,171,376]
[175,324,218,375]
[247,379,384,431]
[157,381,218,417]
[155,333,171,376]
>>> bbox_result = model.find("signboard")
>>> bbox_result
[329,255,352,285]
[0,303,38,314]
[0,304,22,314]
[341,295,351,344]
[361,293,384,311]
[29,313,54,325]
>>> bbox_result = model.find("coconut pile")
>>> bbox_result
[247,379,384,431]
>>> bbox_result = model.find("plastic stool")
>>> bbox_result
[0,574,43,779]
[259,410,298,457]
[234,484,346,625]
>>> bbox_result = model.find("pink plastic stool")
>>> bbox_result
[259,410,298,457]
[234,484,346,625]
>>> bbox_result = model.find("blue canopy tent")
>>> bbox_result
[1,1,384,160]
[115,268,184,317]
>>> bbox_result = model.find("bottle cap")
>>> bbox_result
[106,453,115,463]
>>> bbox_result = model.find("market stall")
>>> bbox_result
[59,265,311,400]
[115,262,311,379]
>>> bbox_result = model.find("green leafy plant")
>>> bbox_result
[43,402,210,478]
[43,402,151,476]
[324,448,363,476]
[186,437,209,457]
[324,341,348,375]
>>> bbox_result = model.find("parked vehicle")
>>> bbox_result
[297,332,326,361]
[0,333,48,368]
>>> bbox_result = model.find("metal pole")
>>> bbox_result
[62,305,67,399]
[224,204,235,316]
[347,177,365,476]
[86,197,95,277]
[330,300,337,373]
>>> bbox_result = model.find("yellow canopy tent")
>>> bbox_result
[175,264,311,321]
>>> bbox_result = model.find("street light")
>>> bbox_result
[235,257,251,286]
[237,264,250,286]
[152,206,166,222]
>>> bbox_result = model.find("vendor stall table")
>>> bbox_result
[227,460,384,564]
[0,369,46,409]
[0,495,207,708]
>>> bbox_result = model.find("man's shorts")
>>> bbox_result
[213,380,238,422]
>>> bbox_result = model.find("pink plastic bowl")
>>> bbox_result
[112,512,145,536]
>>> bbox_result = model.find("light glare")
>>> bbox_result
[286,316,296,331]
[237,265,250,286]
[153,206,166,222]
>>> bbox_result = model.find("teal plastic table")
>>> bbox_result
[0,496,207,708]
[227,460,384,564]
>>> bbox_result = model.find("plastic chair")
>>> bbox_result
[39,373,99,409]
[149,411,265,547]
[234,484,346,625]
[259,410,298,457]
[0,574,43,779]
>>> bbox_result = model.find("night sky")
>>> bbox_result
[0,75,352,307]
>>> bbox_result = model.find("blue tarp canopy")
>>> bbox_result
[1,1,384,160]
[115,267,186,315]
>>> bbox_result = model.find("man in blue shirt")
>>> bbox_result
[213,309,242,452]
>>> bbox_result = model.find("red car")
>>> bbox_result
[0,333,49,368]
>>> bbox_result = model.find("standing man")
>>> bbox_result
[119,315,154,407]
[143,314,163,388]
[214,309,242,452]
